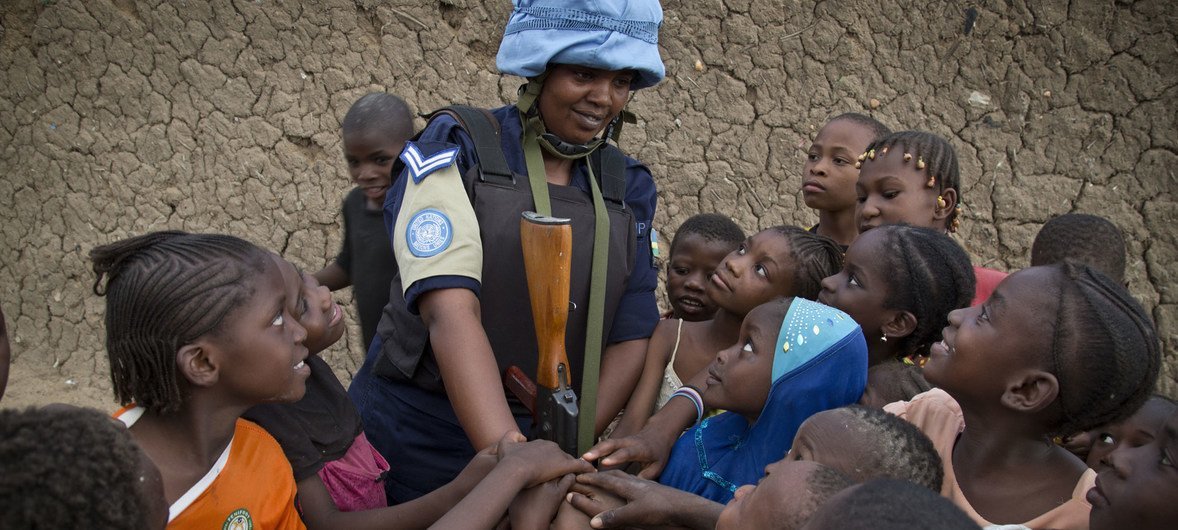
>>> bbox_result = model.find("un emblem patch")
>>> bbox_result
[406,209,453,257]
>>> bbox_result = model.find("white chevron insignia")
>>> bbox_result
[401,143,460,184]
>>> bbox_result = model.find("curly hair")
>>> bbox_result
[670,213,745,255]
[342,92,415,141]
[91,230,269,412]
[1031,213,1126,284]
[0,406,157,529]
[806,479,979,530]
[838,405,943,492]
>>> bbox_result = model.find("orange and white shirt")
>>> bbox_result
[115,406,306,530]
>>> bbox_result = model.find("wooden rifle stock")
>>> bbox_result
[519,211,579,455]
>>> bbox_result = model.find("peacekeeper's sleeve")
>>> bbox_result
[607,161,660,343]
[388,139,483,314]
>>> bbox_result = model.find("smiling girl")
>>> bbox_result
[92,231,310,529]
[887,263,1161,528]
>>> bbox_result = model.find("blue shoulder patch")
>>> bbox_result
[401,142,460,184]
[406,208,453,257]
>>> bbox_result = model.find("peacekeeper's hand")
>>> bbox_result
[496,435,595,489]
[566,470,720,530]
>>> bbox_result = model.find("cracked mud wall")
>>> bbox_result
[1,0,1175,408]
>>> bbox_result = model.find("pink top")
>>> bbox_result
[972,266,1007,306]
[885,389,1096,529]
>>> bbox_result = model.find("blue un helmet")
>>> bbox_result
[496,0,666,90]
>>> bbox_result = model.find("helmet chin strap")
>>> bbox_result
[517,74,624,161]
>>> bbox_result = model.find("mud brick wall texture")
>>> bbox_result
[0,0,1175,408]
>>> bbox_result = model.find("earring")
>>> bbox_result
[880,334,888,343]
[937,195,947,209]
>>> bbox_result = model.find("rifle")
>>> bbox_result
[515,211,579,455]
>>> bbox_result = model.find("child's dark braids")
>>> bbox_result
[1046,261,1161,436]
[875,225,975,359]
[90,231,268,413]
[863,131,963,232]
[829,112,891,143]
[769,226,844,300]
[670,213,745,254]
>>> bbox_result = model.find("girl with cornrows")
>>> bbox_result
[887,262,1161,528]
[92,231,309,529]
[819,224,976,407]
[854,130,1007,305]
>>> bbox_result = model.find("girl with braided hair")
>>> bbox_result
[886,262,1162,529]
[610,226,843,440]
[818,224,976,407]
[92,230,311,529]
[855,130,1007,305]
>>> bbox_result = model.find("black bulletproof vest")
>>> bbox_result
[372,106,635,417]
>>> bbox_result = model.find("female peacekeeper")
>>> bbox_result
[348,0,667,504]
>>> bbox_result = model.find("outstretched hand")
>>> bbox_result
[566,470,717,529]
[581,427,676,480]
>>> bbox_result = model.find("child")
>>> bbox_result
[886,262,1161,528]
[1087,404,1178,530]
[803,479,981,530]
[657,297,866,503]
[663,213,745,322]
[801,113,891,248]
[0,404,168,530]
[93,231,310,528]
[245,258,499,528]
[786,405,943,492]
[855,130,1006,305]
[818,224,975,407]
[244,264,390,513]
[612,227,842,439]
[564,405,943,529]
[716,460,851,530]
[313,92,415,350]
[1064,395,1177,470]
[1030,213,1127,284]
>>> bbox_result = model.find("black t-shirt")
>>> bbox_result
[335,187,397,350]
[243,355,362,481]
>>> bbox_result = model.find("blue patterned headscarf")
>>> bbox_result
[657,298,868,503]
[496,0,666,89]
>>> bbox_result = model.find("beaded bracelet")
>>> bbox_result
[670,385,704,424]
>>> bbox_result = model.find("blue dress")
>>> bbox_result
[658,298,868,503]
